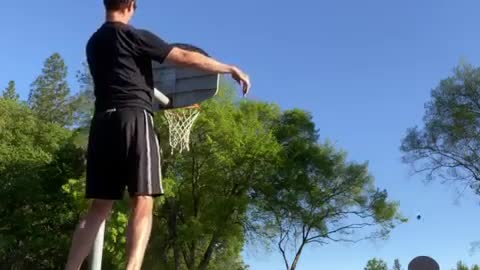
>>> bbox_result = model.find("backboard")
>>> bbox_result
[152,43,220,111]
[408,256,440,270]
[152,62,220,110]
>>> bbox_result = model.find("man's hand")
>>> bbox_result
[231,66,251,97]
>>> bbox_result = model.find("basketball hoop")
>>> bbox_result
[163,104,201,154]
[153,42,215,154]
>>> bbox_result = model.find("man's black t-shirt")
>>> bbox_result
[86,21,173,113]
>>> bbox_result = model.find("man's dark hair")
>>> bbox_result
[104,0,136,11]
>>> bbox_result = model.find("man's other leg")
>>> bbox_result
[126,196,154,270]
[65,199,114,270]
[124,110,163,270]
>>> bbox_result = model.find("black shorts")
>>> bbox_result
[86,107,163,200]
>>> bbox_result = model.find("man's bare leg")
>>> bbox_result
[65,199,114,270]
[126,196,154,270]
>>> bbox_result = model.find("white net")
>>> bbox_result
[164,105,201,154]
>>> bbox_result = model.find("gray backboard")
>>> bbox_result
[152,61,220,110]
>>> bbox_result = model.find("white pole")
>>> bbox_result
[90,220,106,270]
[154,88,170,106]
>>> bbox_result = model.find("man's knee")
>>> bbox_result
[131,196,154,215]
[89,199,114,218]
[76,200,113,229]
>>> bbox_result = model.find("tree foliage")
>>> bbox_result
[252,109,404,270]
[140,87,281,270]
[393,258,402,270]
[0,98,84,269]
[0,55,97,269]
[456,261,470,270]
[453,262,480,270]
[71,61,95,128]
[2,80,19,101]
[28,53,74,126]
[365,258,389,270]
[401,63,480,194]
[1,54,404,269]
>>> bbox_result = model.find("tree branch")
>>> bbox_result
[306,222,375,243]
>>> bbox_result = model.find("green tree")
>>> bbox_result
[472,264,480,270]
[141,89,281,270]
[401,63,480,194]
[365,258,389,270]
[0,98,84,269]
[455,261,469,270]
[71,61,95,127]
[6,79,402,270]
[28,53,74,126]
[253,109,404,270]
[392,259,402,270]
[2,80,19,101]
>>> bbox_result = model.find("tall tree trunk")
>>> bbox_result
[279,242,290,270]
[167,199,181,270]
[189,241,196,270]
[189,154,199,269]
[197,234,219,270]
[159,242,168,268]
[290,243,305,270]
[182,243,195,270]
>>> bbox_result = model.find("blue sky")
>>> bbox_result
[2,0,480,269]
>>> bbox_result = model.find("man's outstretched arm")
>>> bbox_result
[166,47,251,96]
[134,29,251,96]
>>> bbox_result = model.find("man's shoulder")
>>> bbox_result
[94,22,138,34]
[111,24,156,44]
[110,23,164,41]
[130,27,157,38]
[88,22,138,42]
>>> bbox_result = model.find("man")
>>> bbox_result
[65,0,251,269]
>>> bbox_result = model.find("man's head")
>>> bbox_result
[104,0,137,23]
